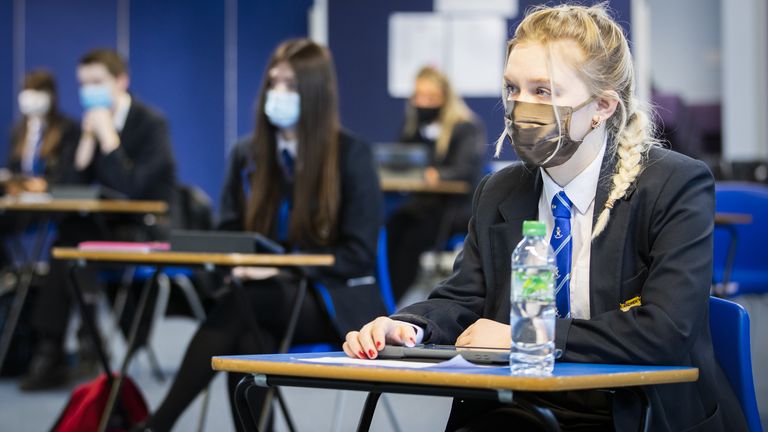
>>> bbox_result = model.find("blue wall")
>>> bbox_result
[328,0,631,161]
[0,0,13,164]
[129,0,225,209]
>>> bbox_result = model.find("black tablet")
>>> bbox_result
[170,230,285,254]
[378,344,509,365]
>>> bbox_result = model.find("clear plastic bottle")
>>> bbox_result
[509,220,556,374]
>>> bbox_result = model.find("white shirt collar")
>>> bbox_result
[540,136,607,215]
[277,134,298,158]
[113,93,131,133]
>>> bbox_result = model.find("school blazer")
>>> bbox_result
[218,130,388,337]
[76,98,176,203]
[393,146,747,431]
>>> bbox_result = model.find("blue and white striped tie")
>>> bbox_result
[550,191,573,318]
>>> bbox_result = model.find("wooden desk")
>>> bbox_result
[715,212,752,225]
[213,352,698,432]
[0,198,167,214]
[0,199,168,379]
[52,248,334,267]
[53,248,333,432]
[380,177,470,194]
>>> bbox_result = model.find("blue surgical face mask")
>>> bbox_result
[264,90,300,129]
[79,84,113,110]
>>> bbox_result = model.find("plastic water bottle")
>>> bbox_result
[509,220,556,374]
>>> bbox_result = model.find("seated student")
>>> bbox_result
[6,70,79,193]
[386,66,485,302]
[21,49,176,390]
[139,39,386,431]
[345,4,745,431]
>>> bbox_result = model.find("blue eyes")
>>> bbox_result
[504,83,552,98]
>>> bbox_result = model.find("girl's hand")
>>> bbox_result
[455,318,510,349]
[343,317,416,359]
[231,266,279,280]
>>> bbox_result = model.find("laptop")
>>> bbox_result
[374,143,430,179]
[377,344,509,365]
[169,230,285,254]
[50,185,127,200]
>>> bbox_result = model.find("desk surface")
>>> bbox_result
[380,177,470,194]
[0,199,168,214]
[714,212,752,225]
[212,352,698,393]
[52,248,334,267]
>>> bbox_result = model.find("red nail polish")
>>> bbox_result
[359,351,365,358]
[376,341,382,348]
[368,349,375,358]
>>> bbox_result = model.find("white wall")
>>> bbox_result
[647,0,721,104]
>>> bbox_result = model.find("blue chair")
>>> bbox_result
[709,296,762,431]
[713,182,768,295]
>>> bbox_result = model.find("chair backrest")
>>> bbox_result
[377,228,397,315]
[709,296,763,431]
[713,182,768,295]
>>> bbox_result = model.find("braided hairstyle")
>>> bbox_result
[496,3,660,239]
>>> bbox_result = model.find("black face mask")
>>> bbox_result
[504,98,595,168]
[415,106,441,124]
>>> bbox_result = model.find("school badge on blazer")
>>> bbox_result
[619,296,642,312]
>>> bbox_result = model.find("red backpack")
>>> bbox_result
[52,373,148,432]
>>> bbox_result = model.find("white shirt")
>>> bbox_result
[538,140,606,319]
[113,93,131,133]
[403,137,607,342]
[22,116,44,175]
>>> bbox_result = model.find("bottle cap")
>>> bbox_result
[522,220,546,237]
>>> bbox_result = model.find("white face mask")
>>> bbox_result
[18,90,51,117]
[264,90,300,129]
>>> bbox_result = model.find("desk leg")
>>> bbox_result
[235,374,260,432]
[356,392,381,432]
[67,263,112,375]
[625,387,651,432]
[0,219,54,371]
[97,267,162,432]
[722,225,739,288]
[230,276,306,431]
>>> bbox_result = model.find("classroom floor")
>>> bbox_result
[0,311,452,431]
[2,270,765,431]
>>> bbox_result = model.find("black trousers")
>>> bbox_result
[148,272,337,432]
[386,195,471,301]
[445,390,613,432]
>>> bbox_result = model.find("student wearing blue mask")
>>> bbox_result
[139,39,386,431]
[344,4,745,431]
[21,49,176,391]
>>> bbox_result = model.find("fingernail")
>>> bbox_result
[368,349,375,358]
[376,341,382,348]
[405,338,415,348]
[358,351,365,358]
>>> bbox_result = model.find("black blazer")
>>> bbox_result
[8,116,80,185]
[76,98,176,203]
[219,130,388,336]
[393,146,746,431]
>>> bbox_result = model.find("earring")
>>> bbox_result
[591,117,603,129]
